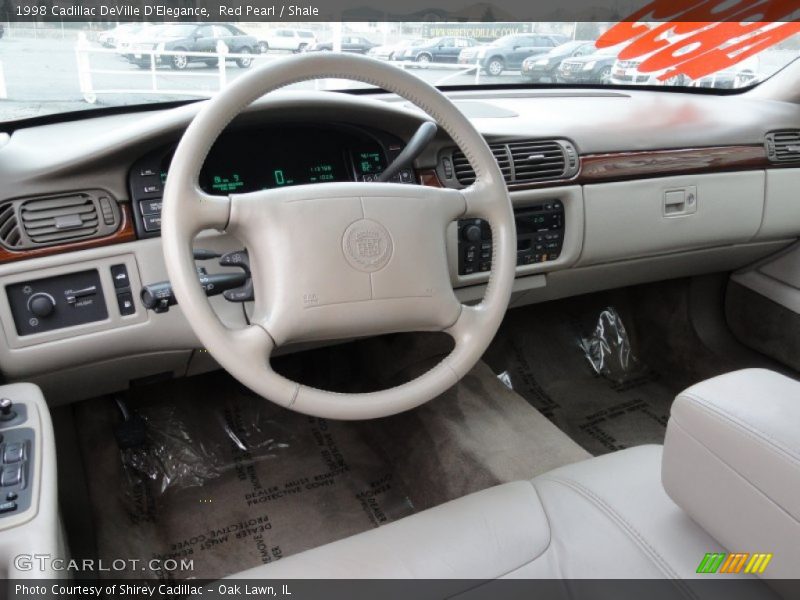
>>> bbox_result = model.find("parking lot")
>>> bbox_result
[0,35,530,120]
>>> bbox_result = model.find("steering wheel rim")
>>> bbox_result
[161,53,516,420]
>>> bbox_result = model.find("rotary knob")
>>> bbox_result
[462,224,483,243]
[27,293,56,318]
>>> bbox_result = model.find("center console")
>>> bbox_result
[0,383,62,577]
[457,200,565,275]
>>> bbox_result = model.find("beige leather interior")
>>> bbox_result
[228,446,733,581]
[663,369,800,581]
[224,370,795,589]
[1,40,800,589]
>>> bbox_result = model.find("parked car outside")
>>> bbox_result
[608,37,692,86]
[730,48,798,88]
[520,40,596,82]
[128,23,258,70]
[397,37,478,64]
[367,39,425,61]
[458,33,569,76]
[256,28,316,54]
[113,23,154,57]
[555,45,621,84]
[307,36,378,54]
[98,23,146,48]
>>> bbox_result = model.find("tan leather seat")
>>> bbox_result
[229,369,799,588]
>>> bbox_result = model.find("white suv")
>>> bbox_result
[258,28,317,54]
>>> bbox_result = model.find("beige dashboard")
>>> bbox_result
[0,89,799,404]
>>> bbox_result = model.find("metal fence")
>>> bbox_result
[74,33,277,104]
[74,32,486,104]
[1,22,82,40]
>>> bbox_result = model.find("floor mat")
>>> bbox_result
[75,373,416,581]
[484,299,678,456]
[74,357,588,580]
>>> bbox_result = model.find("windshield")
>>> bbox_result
[556,41,592,53]
[489,34,526,46]
[158,24,198,38]
[2,20,799,122]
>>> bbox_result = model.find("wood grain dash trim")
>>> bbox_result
[0,202,137,264]
[579,145,770,183]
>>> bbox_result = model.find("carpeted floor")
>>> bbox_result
[74,348,588,580]
[75,374,417,580]
[483,298,680,456]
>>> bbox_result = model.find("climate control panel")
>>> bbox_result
[457,200,565,276]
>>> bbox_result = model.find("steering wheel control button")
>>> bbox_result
[5,492,17,501]
[110,264,130,289]
[343,219,393,273]
[463,223,483,243]
[0,501,17,514]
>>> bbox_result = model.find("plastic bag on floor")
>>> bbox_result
[578,307,643,383]
[116,393,292,499]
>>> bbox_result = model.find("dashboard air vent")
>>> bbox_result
[508,140,568,183]
[20,194,100,244]
[0,191,122,250]
[0,203,22,249]
[441,139,579,188]
[452,144,512,185]
[766,130,800,163]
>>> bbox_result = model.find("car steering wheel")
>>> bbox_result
[161,53,516,420]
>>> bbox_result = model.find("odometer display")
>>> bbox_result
[198,126,384,193]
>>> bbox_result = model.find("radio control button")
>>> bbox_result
[463,224,482,243]
[464,244,478,262]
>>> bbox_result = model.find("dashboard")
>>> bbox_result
[128,123,416,238]
[1,88,800,404]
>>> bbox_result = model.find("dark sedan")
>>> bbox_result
[521,41,596,82]
[307,36,378,54]
[127,23,258,70]
[458,33,568,76]
[556,46,620,84]
[396,37,478,64]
